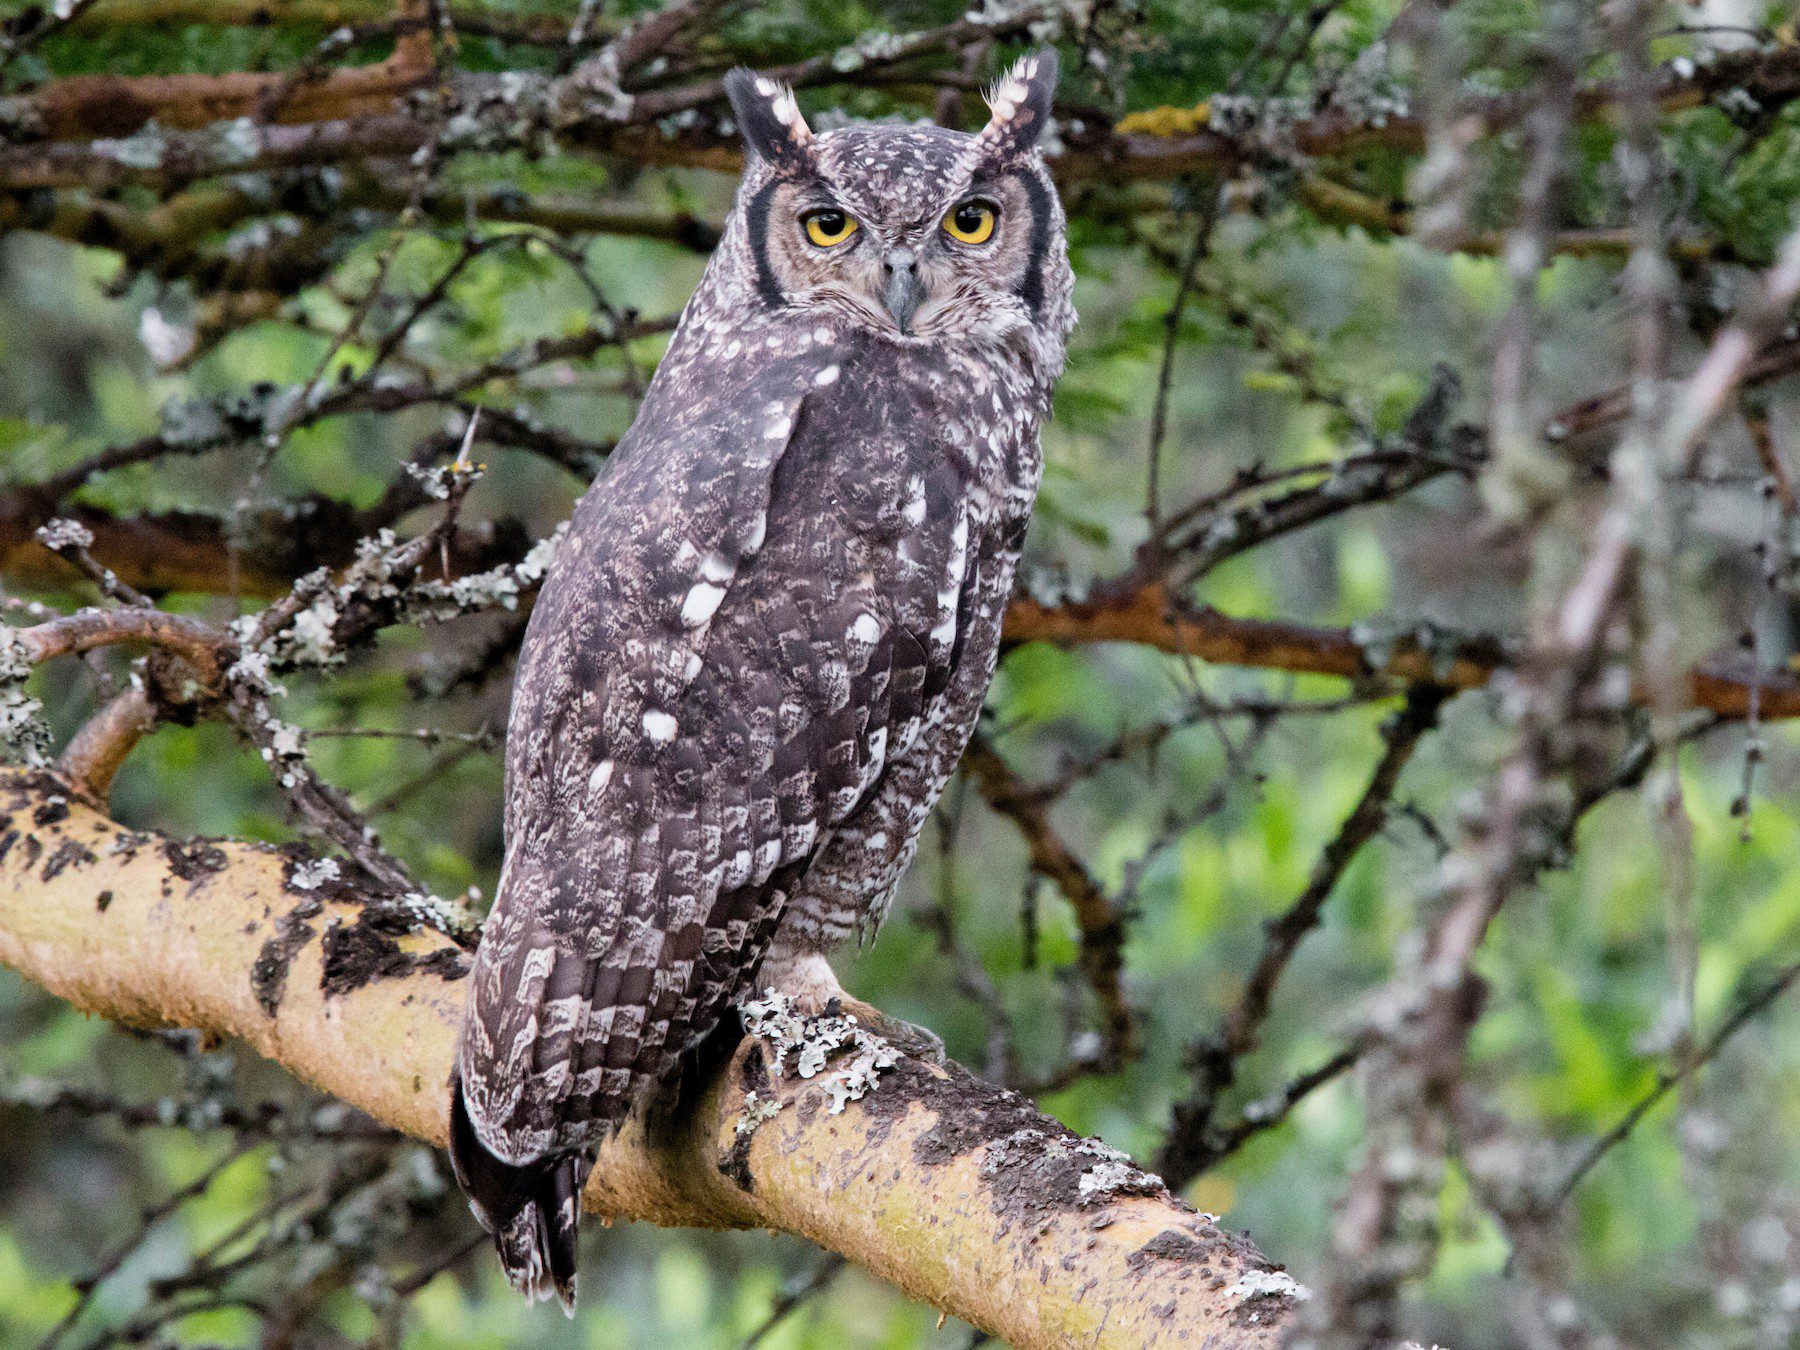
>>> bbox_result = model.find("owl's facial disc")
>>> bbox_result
[754,164,1047,342]
[786,196,931,334]
[724,53,1063,344]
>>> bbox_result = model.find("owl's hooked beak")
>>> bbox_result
[882,248,925,334]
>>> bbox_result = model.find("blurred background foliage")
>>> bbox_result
[2,0,1800,1346]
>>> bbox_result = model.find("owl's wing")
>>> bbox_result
[452,340,979,1295]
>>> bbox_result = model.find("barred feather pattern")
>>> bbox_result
[452,53,1073,1303]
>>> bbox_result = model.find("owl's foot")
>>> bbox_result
[760,951,946,1064]
[829,996,946,1065]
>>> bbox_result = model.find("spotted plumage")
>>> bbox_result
[450,52,1073,1309]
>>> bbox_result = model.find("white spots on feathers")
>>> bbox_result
[746,399,796,468]
[860,726,888,792]
[931,511,969,648]
[742,511,767,553]
[787,818,819,854]
[752,76,813,145]
[681,580,727,627]
[849,613,881,644]
[813,364,840,387]
[642,710,678,742]
[588,759,615,799]
[902,475,926,525]
[725,848,753,888]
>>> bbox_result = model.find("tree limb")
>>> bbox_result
[1003,580,1800,720]
[10,512,1797,722]
[7,35,1795,194]
[0,767,1306,1348]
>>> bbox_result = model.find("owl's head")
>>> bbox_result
[718,53,1072,348]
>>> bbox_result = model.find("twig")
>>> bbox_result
[1543,956,1800,1213]
[1159,685,1448,1187]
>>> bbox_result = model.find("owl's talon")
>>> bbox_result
[764,954,947,1063]
[840,999,946,1065]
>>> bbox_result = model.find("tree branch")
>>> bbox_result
[7,35,1795,194]
[0,767,1306,1349]
[1158,685,1449,1187]
[1003,580,1800,720]
[1,11,436,141]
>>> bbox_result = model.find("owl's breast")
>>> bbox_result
[808,332,1045,518]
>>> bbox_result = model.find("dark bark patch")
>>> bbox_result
[163,837,228,883]
[250,898,322,1016]
[40,837,96,881]
[1229,1281,1304,1328]
[1126,1228,1209,1273]
[318,907,469,999]
[719,1043,773,1193]
[278,848,360,905]
[1125,1220,1292,1316]
[901,1060,1059,1166]
[881,1060,1180,1235]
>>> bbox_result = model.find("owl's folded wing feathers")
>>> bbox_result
[455,343,976,1196]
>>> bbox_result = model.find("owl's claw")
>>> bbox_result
[762,951,947,1064]
[830,996,946,1065]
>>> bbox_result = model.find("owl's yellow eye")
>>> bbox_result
[943,200,998,245]
[802,208,858,247]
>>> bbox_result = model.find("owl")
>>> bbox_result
[449,52,1074,1309]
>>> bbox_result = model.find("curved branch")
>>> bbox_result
[0,768,1305,1348]
[15,605,229,680]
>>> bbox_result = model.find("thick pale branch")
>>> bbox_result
[0,768,1304,1348]
[57,685,157,802]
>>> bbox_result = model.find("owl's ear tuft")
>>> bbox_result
[725,69,814,171]
[977,50,1059,159]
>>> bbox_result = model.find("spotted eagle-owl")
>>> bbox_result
[449,52,1073,1308]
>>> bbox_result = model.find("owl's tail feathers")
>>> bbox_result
[448,1074,585,1316]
